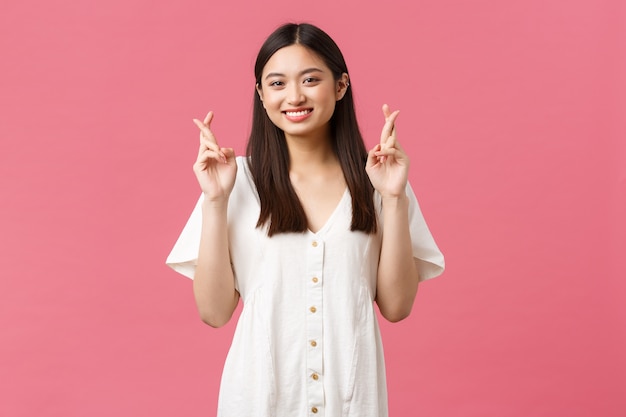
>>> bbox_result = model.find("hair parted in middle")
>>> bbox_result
[246,22,377,237]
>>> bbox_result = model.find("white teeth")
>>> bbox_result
[285,110,311,117]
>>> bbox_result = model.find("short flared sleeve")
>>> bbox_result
[165,194,204,280]
[165,157,258,284]
[375,183,445,282]
[405,183,445,281]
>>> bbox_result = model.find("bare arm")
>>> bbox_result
[193,200,239,327]
[191,112,239,327]
[376,194,420,322]
[366,105,420,322]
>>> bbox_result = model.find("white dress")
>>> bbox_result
[166,157,445,417]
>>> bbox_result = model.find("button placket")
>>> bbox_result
[306,238,324,416]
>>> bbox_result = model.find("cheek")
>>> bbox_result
[262,97,284,123]
[262,94,283,110]
[319,89,338,109]
[319,87,339,105]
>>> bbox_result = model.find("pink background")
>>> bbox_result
[1,0,625,416]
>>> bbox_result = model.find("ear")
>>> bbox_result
[256,83,266,108]
[336,73,350,101]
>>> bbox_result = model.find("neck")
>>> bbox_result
[287,135,344,187]
[285,130,337,172]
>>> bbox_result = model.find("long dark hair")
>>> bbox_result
[246,23,377,236]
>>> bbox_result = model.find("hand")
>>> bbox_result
[192,111,237,202]
[365,104,410,198]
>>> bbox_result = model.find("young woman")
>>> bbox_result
[167,23,444,417]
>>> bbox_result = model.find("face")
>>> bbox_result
[256,44,349,141]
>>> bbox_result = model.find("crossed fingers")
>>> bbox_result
[375,104,401,164]
[193,111,227,163]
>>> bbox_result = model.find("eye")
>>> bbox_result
[269,80,284,87]
[303,77,319,84]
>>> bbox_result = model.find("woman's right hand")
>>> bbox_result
[192,111,237,202]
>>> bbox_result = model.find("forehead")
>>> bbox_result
[262,44,330,76]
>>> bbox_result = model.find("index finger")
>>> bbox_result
[202,111,214,126]
[193,112,218,145]
[380,104,400,145]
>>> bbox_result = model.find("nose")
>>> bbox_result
[286,83,304,105]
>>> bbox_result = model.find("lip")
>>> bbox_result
[282,108,313,122]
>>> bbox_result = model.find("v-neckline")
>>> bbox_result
[306,187,349,236]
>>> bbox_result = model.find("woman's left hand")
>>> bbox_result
[366,104,410,198]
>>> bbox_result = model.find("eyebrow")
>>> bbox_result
[264,67,325,80]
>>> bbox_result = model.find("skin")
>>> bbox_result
[191,44,419,327]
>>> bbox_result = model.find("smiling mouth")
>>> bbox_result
[283,109,312,117]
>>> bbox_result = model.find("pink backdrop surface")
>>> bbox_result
[1,0,625,416]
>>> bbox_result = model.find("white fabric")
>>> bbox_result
[166,156,445,417]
